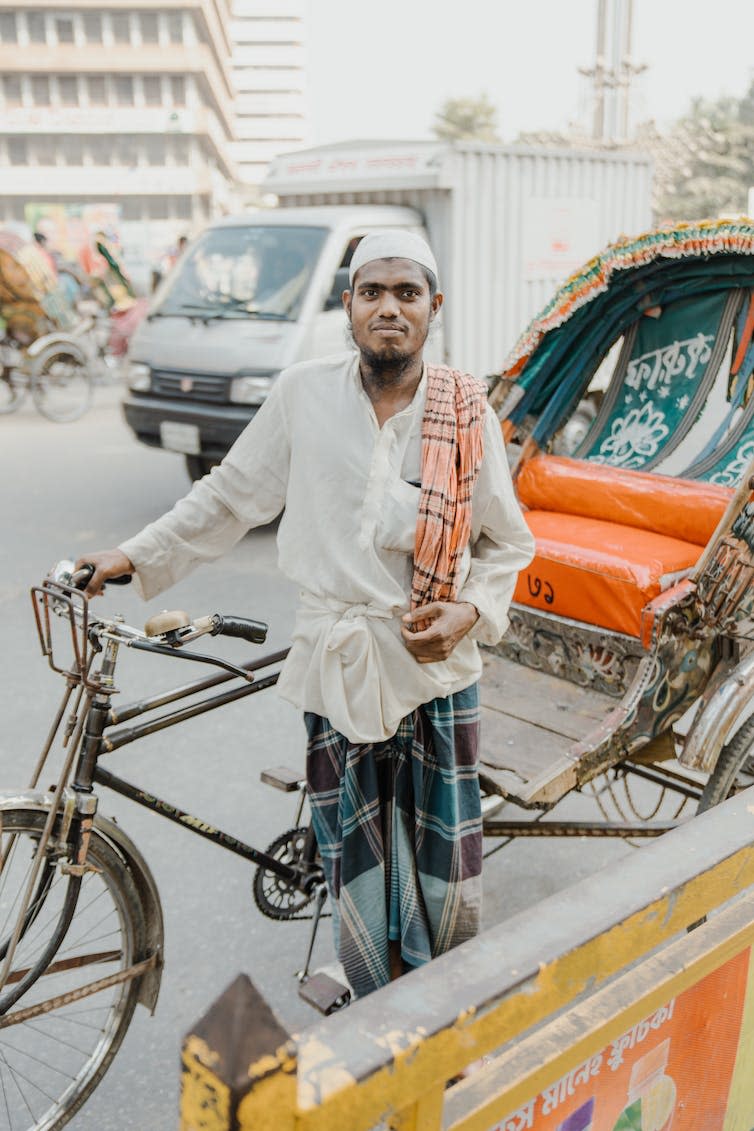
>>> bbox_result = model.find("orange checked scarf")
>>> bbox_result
[411,365,487,611]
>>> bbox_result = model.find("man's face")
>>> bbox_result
[344,258,442,367]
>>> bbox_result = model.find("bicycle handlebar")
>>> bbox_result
[209,615,267,645]
[73,563,132,588]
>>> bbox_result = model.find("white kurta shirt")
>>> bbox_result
[120,351,535,742]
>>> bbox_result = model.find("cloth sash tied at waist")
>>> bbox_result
[278,591,461,743]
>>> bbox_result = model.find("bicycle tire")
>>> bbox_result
[0,371,24,414]
[31,351,92,423]
[0,807,146,1130]
[697,715,754,813]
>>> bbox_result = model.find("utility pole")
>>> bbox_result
[579,0,646,142]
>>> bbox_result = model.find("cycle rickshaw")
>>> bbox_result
[3,218,754,1130]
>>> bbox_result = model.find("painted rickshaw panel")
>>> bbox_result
[480,219,754,811]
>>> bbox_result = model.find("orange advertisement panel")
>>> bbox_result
[491,948,750,1131]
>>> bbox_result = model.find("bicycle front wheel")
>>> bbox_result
[0,808,146,1130]
[31,351,92,423]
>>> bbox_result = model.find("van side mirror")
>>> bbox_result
[324,267,350,312]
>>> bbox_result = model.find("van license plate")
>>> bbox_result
[160,422,200,455]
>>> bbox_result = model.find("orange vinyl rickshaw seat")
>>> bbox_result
[513,457,732,637]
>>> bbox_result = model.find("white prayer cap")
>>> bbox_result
[348,230,439,287]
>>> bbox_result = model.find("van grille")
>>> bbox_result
[151,369,228,403]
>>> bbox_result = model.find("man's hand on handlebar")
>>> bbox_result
[74,549,135,597]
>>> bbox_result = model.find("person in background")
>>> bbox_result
[75,230,535,998]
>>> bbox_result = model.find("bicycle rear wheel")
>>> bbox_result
[0,370,24,414]
[0,808,146,1130]
[31,351,92,423]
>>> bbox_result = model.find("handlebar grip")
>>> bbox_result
[73,564,132,589]
[210,615,268,644]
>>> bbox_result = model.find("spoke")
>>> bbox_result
[23,1007,111,1035]
[1,1044,58,1106]
[0,845,34,940]
[19,1019,100,1059]
[1,1037,77,1081]
[0,1054,14,1129]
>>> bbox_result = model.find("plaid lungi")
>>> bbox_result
[305,682,482,999]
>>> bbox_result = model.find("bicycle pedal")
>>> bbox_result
[298,972,351,1015]
[261,765,304,792]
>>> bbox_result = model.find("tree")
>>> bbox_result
[433,94,500,144]
[513,76,754,223]
[637,83,754,222]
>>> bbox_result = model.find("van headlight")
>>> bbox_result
[128,362,152,391]
[230,373,276,405]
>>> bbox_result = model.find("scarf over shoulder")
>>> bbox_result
[411,365,488,609]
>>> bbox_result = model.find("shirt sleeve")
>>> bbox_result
[458,404,535,644]
[119,372,292,601]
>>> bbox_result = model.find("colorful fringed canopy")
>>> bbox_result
[495,218,754,450]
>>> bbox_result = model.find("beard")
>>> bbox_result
[347,318,431,385]
[357,342,417,383]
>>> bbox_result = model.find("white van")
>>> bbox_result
[123,204,431,479]
[123,139,652,479]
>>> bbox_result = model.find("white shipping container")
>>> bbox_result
[264,140,653,376]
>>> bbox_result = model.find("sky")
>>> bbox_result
[304,0,754,147]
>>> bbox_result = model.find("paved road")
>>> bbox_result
[0,385,637,1129]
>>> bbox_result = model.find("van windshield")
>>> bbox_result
[155,224,328,321]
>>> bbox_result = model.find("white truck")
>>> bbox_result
[123,139,652,478]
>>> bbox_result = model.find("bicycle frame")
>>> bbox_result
[92,649,306,880]
[28,576,319,898]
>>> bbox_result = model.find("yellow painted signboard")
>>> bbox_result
[489,948,754,1131]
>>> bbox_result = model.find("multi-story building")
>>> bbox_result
[229,0,307,193]
[0,2,238,286]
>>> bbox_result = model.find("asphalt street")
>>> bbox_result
[0,384,638,1129]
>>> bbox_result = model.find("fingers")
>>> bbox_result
[401,602,443,629]
[74,550,134,598]
[400,601,479,663]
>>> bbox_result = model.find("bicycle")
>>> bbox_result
[0,563,345,1131]
[0,321,96,423]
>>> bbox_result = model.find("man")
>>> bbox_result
[79,230,535,998]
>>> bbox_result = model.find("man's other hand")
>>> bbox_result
[400,601,479,664]
[74,549,134,597]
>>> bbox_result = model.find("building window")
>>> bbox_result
[115,76,134,106]
[55,16,74,44]
[170,76,186,106]
[35,136,56,165]
[3,76,22,107]
[89,135,110,165]
[58,76,79,107]
[174,196,192,220]
[140,11,158,43]
[8,137,28,165]
[116,136,139,166]
[83,13,102,43]
[146,196,170,220]
[87,75,107,105]
[143,75,162,106]
[121,199,143,221]
[112,12,130,44]
[32,76,51,106]
[169,136,189,165]
[27,12,46,43]
[145,135,165,166]
[0,12,17,42]
[167,11,183,43]
[61,136,84,165]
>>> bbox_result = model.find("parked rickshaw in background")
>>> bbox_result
[0,229,146,420]
[472,218,754,841]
